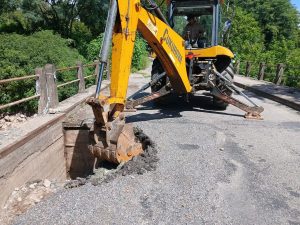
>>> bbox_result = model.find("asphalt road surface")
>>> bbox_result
[14,73,300,225]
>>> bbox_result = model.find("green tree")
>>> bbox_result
[224,0,300,85]
[0,0,44,34]
[77,0,109,36]
[86,33,148,72]
[285,48,300,88]
[236,0,299,46]
[227,7,265,62]
[0,0,22,13]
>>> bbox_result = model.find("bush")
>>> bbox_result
[132,35,148,72]
[86,33,148,72]
[0,30,85,113]
[285,48,300,88]
[86,34,104,62]
[228,7,264,63]
[71,21,93,57]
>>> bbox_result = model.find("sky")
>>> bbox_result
[291,0,300,11]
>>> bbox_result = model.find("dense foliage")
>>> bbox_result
[223,0,299,87]
[0,30,85,112]
[0,0,148,114]
[86,33,148,72]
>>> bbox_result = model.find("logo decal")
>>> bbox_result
[162,29,182,63]
[146,19,158,36]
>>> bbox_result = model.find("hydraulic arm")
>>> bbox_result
[87,0,195,163]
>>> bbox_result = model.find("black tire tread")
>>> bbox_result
[213,63,235,110]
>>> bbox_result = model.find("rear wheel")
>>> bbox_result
[151,58,166,93]
[150,58,173,105]
[212,63,235,110]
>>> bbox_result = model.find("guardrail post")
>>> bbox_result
[245,61,251,77]
[106,59,111,80]
[257,62,266,80]
[77,61,85,93]
[235,60,240,75]
[36,67,48,114]
[274,63,284,85]
[94,60,100,85]
[45,64,59,109]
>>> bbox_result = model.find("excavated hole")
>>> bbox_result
[1,126,157,224]
[64,127,158,188]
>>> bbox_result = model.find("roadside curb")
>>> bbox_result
[234,80,300,111]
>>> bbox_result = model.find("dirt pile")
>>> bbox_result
[0,113,35,130]
[65,127,159,187]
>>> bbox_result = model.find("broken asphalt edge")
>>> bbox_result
[234,79,300,112]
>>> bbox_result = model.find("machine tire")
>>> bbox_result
[151,58,166,93]
[213,63,235,110]
[150,58,172,105]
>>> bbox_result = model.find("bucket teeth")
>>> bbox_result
[116,124,143,163]
[89,123,143,164]
[87,97,143,164]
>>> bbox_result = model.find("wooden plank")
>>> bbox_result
[37,67,48,114]
[274,63,285,85]
[257,62,266,80]
[64,129,95,179]
[77,61,85,93]
[45,64,59,108]
[0,121,63,178]
[235,60,240,75]
[245,61,252,77]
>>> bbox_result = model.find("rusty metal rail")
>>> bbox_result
[235,60,300,87]
[83,63,96,68]
[0,95,40,111]
[57,79,80,88]
[56,66,79,72]
[0,61,101,113]
[84,74,96,79]
[0,74,38,84]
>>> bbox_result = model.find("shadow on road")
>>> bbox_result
[126,92,243,123]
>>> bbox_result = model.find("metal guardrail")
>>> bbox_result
[234,60,300,87]
[0,95,40,111]
[0,60,110,114]
[0,74,38,84]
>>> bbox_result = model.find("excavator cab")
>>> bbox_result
[167,0,223,48]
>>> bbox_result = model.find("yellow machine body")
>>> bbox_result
[186,46,234,58]
[108,0,233,106]
[87,0,245,164]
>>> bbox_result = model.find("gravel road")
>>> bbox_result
[13,72,300,225]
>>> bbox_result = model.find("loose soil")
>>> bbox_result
[65,127,159,187]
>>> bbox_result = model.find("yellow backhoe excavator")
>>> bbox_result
[86,0,264,164]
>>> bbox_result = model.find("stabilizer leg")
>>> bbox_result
[211,66,264,120]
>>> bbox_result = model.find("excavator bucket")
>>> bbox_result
[115,124,143,162]
[87,97,143,164]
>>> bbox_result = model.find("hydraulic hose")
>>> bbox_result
[95,0,118,98]
[145,0,169,25]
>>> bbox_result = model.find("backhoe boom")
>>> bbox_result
[87,0,264,164]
